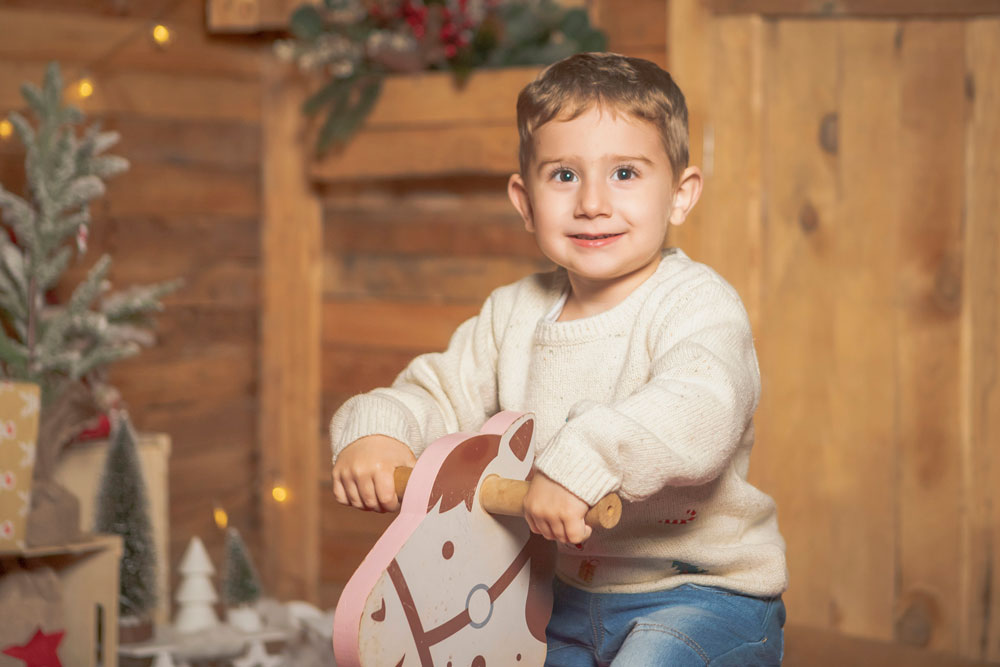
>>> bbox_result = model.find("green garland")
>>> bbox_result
[276,0,607,154]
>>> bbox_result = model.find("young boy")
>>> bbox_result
[331,52,787,665]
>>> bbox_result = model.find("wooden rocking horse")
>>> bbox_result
[332,411,622,667]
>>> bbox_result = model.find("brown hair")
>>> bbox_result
[516,52,689,183]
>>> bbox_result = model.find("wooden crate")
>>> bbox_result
[55,434,171,627]
[1,534,122,667]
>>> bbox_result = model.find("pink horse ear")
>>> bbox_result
[507,416,534,462]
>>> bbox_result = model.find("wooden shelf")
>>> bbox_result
[308,67,541,183]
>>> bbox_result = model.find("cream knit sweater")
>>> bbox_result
[330,249,788,597]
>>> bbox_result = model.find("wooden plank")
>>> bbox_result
[324,208,540,259]
[207,0,312,33]
[323,300,480,352]
[308,68,538,182]
[894,20,966,653]
[667,0,711,189]
[357,68,538,128]
[110,346,255,409]
[260,60,322,603]
[674,15,764,325]
[0,0,206,24]
[310,123,519,182]
[323,345,432,398]
[100,162,259,218]
[754,18,841,634]
[132,395,257,458]
[819,19,900,641]
[594,0,668,49]
[0,8,263,79]
[962,17,1000,663]
[108,115,261,169]
[324,254,550,304]
[707,0,1000,17]
[0,63,261,124]
[784,625,1000,667]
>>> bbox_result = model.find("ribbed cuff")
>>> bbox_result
[534,429,621,506]
[330,393,416,460]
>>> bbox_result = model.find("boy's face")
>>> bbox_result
[508,106,700,296]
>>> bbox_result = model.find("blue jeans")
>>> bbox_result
[545,579,785,666]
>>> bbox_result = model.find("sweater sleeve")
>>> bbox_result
[329,292,502,463]
[533,276,761,505]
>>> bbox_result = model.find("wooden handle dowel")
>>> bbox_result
[393,467,622,529]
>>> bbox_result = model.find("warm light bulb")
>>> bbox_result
[272,485,289,503]
[152,24,172,46]
[213,505,229,530]
[0,119,11,140]
[77,78,95,99]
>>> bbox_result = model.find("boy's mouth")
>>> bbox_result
[569,233,624,240]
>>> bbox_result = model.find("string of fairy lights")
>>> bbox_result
[0,9,175,138]
[0,6,295,523]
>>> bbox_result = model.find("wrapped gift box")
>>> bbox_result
[0,381,40,553]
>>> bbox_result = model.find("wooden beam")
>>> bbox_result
[705,0,1000,17]
[207,0,316,33]
[260,57,322,603]
[308,68,539,183]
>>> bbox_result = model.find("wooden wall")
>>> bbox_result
[5,1,998,662]
[668,2,1000,660]
[0,1,265,592]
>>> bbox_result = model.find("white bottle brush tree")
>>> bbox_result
[0,61,179,414]
[175,536,221,633]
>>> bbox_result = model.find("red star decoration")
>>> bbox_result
[2,628,64,667]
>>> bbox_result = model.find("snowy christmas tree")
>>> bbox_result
[222,526,264,632]
[223,527,262,607]
[94,411,157,626]
[174,536,221,633]
[0,62,179,408]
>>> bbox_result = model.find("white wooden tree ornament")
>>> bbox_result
[174,536,221,633]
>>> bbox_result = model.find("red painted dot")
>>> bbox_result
[516,654,522,661]
[472,657,486,667]
[442,541,454,559]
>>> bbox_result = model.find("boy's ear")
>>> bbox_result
[668,166,704,226]
[507,173,535,233]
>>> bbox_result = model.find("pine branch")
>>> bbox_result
[0,326,29,370]
[0,243,28,321]
[7,111,34,146]
[103,279,183,322]
[66,253,111,315]
[0,186,39,249]
[36,246,71,292]
[58,175,105,218]
[73,343,138,379]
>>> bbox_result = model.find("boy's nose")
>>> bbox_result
[575,180,612,219]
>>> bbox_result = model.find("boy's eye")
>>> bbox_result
[554,169,576,183]
[613,167,636,181]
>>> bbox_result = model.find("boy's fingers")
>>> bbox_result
[374,473,399,512]
[358,477,380,512]
[332,476,348,506]
[343,478,363,510]
[566,519,592,545]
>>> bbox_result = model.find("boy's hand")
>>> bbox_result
[523,471,592,545]
[332,435,415,513]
